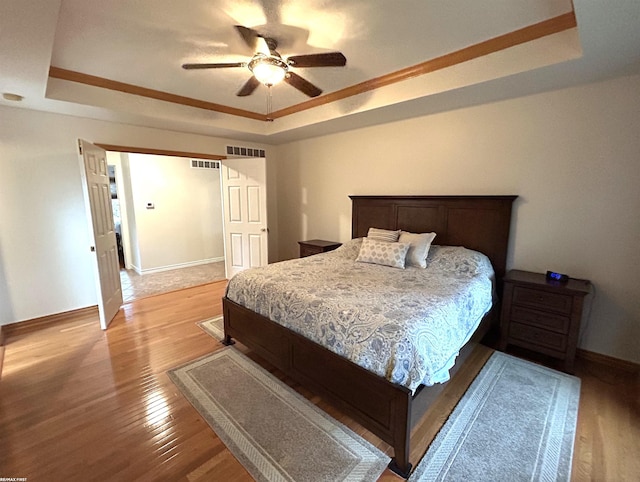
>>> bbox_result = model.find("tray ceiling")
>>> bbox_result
[1,0,639,143]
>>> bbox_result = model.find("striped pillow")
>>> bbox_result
[367,227,401,243]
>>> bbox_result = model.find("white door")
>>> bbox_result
[77,139,123,329]
[220,157,268,279]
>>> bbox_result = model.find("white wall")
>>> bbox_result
[0,106,271,324]
[127,153,224,272]
[273,74,640,364]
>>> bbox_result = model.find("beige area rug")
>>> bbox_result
[168,347,390,481]
[197,315,225,342]
[409,351,580,481]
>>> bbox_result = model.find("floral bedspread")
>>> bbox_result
[225,238,495,393]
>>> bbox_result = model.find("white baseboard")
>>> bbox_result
[136,257,225,275]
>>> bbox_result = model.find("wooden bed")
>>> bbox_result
[222,195,517,477]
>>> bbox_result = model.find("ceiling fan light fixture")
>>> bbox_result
[249,55,288,86]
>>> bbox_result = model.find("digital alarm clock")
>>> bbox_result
[546,271,569,283]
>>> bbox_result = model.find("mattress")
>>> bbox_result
[225,238,495,393]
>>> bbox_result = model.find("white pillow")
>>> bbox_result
[367,227,401,242]
[398,231,437,268]
[356,238,411,269]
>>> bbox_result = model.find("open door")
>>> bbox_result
[77,139,123,329]
[220,157,268,279]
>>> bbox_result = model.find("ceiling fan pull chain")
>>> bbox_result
[266,86,274,122]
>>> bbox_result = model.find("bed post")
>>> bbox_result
[221,298,235,346]
[388,389,413,478]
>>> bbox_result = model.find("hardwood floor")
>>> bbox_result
[1,281,638,481]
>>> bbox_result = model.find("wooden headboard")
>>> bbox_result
[350,195,517,280]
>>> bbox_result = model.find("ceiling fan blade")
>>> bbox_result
[284,72,322,97]
[235,25,261,51]
[237,76,261,97]
[286,52,346,68]
[182,62,245,70]
[235,25,274,55]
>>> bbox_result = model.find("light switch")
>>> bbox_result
[146,202,155,209]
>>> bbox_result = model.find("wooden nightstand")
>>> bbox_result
[499,269,592,373]
[298,239,341,258]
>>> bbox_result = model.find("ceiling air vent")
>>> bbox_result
[226,145,266,157]
[191,159,220,169]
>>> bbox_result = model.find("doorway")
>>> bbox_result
[107,151,227,302]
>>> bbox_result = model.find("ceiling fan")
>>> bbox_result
[182,25,347,98]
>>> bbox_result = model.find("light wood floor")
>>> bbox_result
[1,281,638,481]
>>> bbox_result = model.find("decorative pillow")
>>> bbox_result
[367,227,401,243]
[399,231,437,268]
[356,238,411,269]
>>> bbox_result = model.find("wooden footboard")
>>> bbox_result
[223,296,414,476]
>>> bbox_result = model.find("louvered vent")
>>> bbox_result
[225,145,266,157]
[190,159,220,169]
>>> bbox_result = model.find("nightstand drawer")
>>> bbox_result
[509,322,567,352]
[510,306,571,334]
[513,286,573,314]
